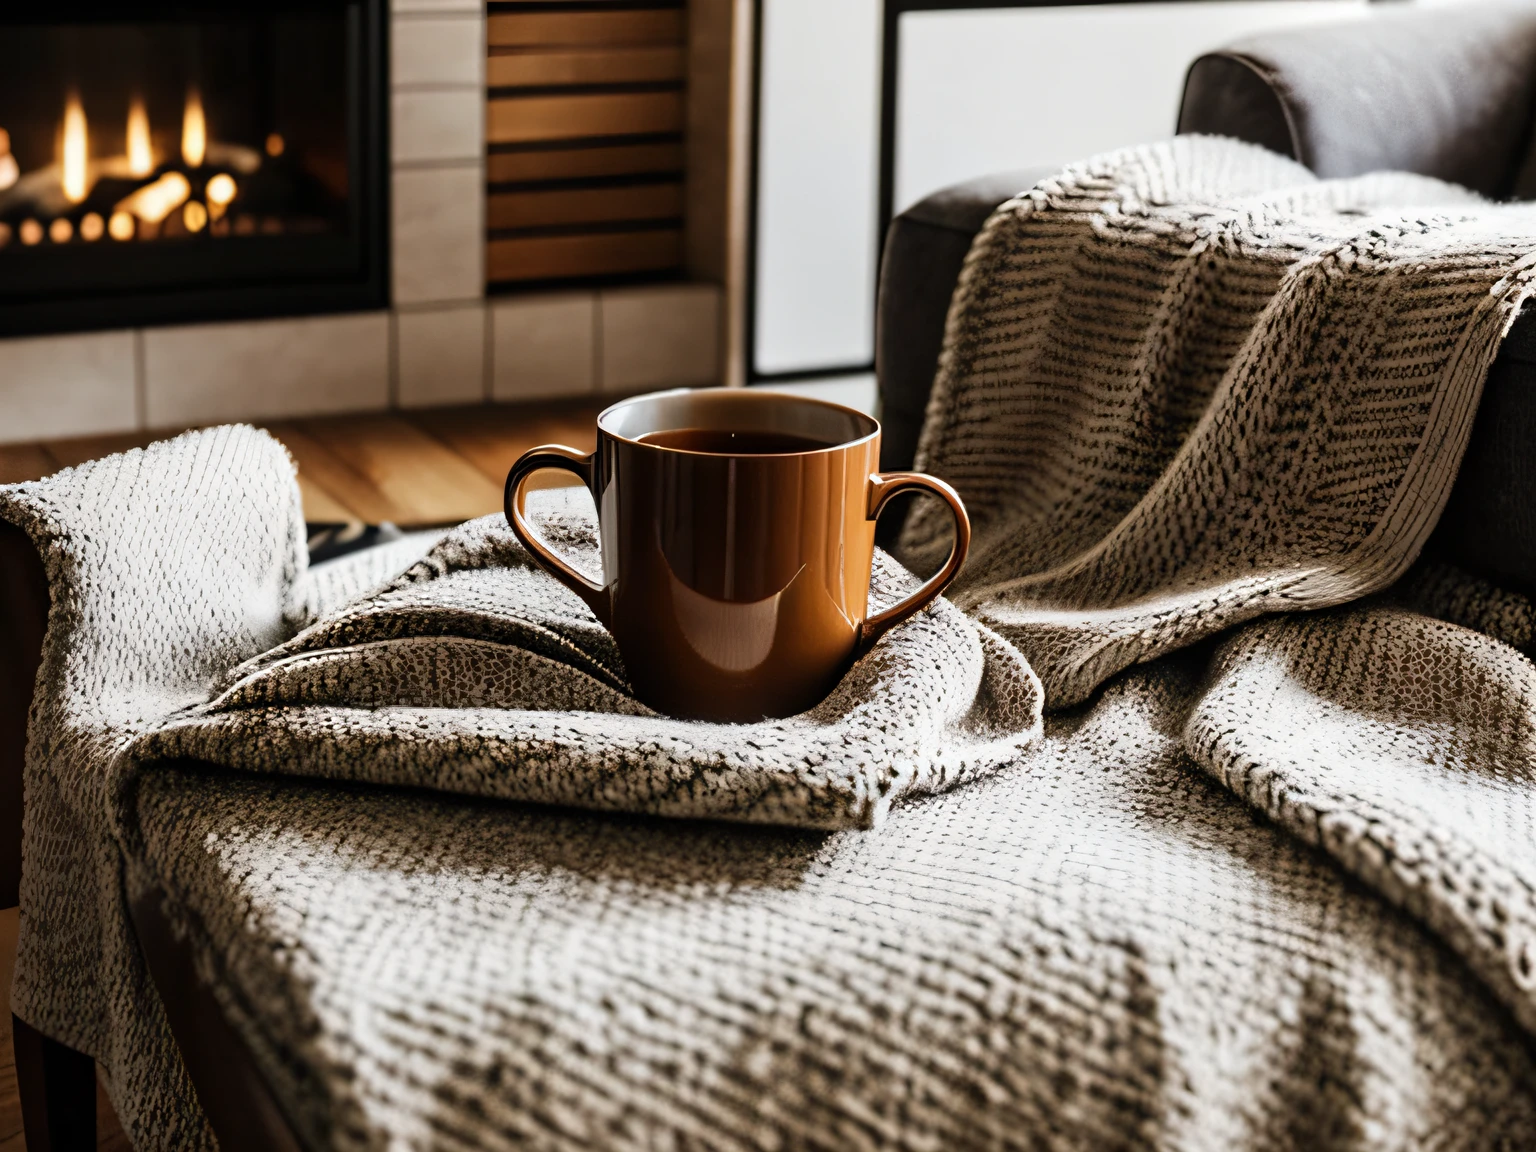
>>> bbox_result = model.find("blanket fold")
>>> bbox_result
[11,134,1536,1149]
[130,496,1043,833]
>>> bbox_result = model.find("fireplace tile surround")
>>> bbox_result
[0,0,728,444]
[397,301,485,408]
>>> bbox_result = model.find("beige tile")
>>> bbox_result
[492,293,596,400]
[393,15,484,87]
[144,313,389,426]
[397,304,487,408]
[0,330,136,443]
[392,89,483,165]
[599,283,722,392]
[393,0,480,12]
[393,164,484,305]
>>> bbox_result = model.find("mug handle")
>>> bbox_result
[859,472,971,653]
[504,444,610,625]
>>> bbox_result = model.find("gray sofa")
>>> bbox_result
[877,0,1536,584]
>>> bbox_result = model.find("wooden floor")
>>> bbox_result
[0,398,607,528]
[1,397,607,1150]
[2,906,19,1152]
[1,908,129,1151]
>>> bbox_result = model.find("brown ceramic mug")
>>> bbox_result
[503,388,969,722]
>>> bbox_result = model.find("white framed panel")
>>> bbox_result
[754,0,884,376]
[751,0,1379,382]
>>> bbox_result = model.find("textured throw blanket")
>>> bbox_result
[8,135,1536,1149]
[136,504,1039,832]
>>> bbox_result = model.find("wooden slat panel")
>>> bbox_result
[487,91,684,144]
[287,414,505,528]
[487,141,683,184]
[0,442,59,484]
[409,401,604,486]
[487,46,685,88]
[487,10,684,49]
[488,182,682,230]
[487,229,682,282]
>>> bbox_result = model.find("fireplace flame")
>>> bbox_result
[182,88,206,169]
[0,153,15,193]
[118,172,190,225]
[0,128,15,193]
[62,92,88,204]
[127,96,153,178]
[207,173,236,207]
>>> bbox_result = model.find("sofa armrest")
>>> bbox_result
[1177,0,1536,198]
[877,168,1057,484]
[0,427,305,913]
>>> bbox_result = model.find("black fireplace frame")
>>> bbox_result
[0,0,389,338]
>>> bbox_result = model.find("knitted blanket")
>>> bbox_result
[133,503,1039,832]
[8,135,1536,1148]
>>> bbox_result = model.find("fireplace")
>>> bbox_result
[0,0,387,338]
[0,0,739,445]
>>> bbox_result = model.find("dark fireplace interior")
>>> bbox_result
[0,0,386,337]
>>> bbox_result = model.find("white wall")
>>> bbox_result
[894,1,1367,213]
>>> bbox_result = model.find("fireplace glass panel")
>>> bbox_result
[0,1,385,336]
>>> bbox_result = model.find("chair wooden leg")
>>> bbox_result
[13,1013,96,1152]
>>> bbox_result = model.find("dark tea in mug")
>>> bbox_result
[636,429,838,455]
